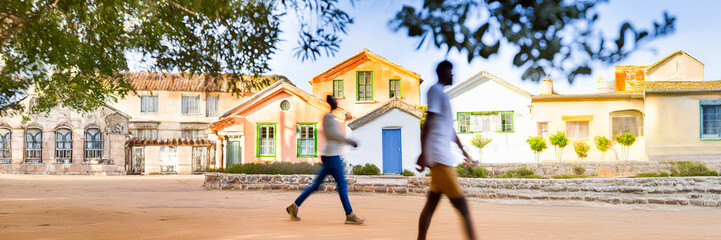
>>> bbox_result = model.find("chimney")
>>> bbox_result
[596,76,614,93]
[614,66,627,92]
[541,75,553,95]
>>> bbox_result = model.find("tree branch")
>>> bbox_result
[170,1,196,15]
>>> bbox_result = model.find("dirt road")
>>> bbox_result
[1,174,720,240]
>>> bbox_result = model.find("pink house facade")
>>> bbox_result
[209,80,348,166]
[209,49,422,168]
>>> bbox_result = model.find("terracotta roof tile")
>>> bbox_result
[121,72,287,93]
[624,80,721,93]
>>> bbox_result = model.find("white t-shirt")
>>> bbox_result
[424,83,458,166]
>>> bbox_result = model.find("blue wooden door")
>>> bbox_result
[382,129,402,174]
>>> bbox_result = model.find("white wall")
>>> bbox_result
[447,76,535,163]
[346,109,422,174]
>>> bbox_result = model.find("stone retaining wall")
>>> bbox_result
[0,164,126,175]
[479,160,721,177]
[204,173,721,207]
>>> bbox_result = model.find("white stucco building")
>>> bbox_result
[346,98,423,174]
[445,71,536,163]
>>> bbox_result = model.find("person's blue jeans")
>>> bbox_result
[294,155,353,215]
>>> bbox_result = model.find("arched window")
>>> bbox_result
[25,129,42,163]
[609,110,644,139]
[0,129,10,164]
[84,128,103,160]
[55,129,72,163]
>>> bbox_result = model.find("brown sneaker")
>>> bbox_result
[345,212,365,225]
[286,203,301,221]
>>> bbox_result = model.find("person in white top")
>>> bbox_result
[286,95,365,225]
[417,61,478,240]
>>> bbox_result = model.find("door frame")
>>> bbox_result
[225,135,244,167]
[381,127,403,174]
[131,146,145,175]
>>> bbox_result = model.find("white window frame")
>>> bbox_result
[206,96,219,117]
[566,121,590,140]
[0,129,11,164]
[182,95,201,115]
[140,95,158,113]
[55,129,73,163]
[84,128,103,161]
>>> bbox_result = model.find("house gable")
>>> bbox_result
[446,71,531,99]
[310,49,421,85]
[645,51,704,82]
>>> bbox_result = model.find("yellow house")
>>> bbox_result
[532,50,721,162]
[309,48,422,118]
[532,79,645,162]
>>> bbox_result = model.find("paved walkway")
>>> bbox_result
[1,174,720,240]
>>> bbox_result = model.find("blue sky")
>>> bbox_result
[264,0,721,104]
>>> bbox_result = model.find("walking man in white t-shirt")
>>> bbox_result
[416,60,477,240]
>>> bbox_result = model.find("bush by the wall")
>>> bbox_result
[352,163,381,175]
[552,174,591,179]
[634,172,670,178]
[498,167,542,178]
[401,169,415,176]
[572,165,586,175]
[456,165,487,178]
[207,162,322,175]
[669,161,719,177]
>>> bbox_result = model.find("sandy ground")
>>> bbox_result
[1,175,720,240]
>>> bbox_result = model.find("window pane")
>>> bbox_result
[206,96,219,117]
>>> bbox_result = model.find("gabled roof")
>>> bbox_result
[219,79,342,119]
[103,104,132,119]
[445,71,532,98]
[122,72,286,93]
[646,50,704,72]
[348,97,424,130]
[310,48,422,84]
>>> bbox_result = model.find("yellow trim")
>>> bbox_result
[562,115,593,121]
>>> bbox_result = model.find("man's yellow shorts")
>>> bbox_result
[429,164,464,199]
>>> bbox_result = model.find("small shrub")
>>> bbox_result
[593,136,611,161]
[402,169,415,176]
[497,167,542,178]
[552,174,591,179]
[616,132,637,161]
[351,163,382,175]
[456,165,488,178]
[342,160,353,174]
[470,134,492,162]
[549,131,568,163]
[634,172,670,178]
[573,142,590,161]
[669,161,719,177]
[526,136,548,163]
[572,165,586,175]
[214,162,322,175]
